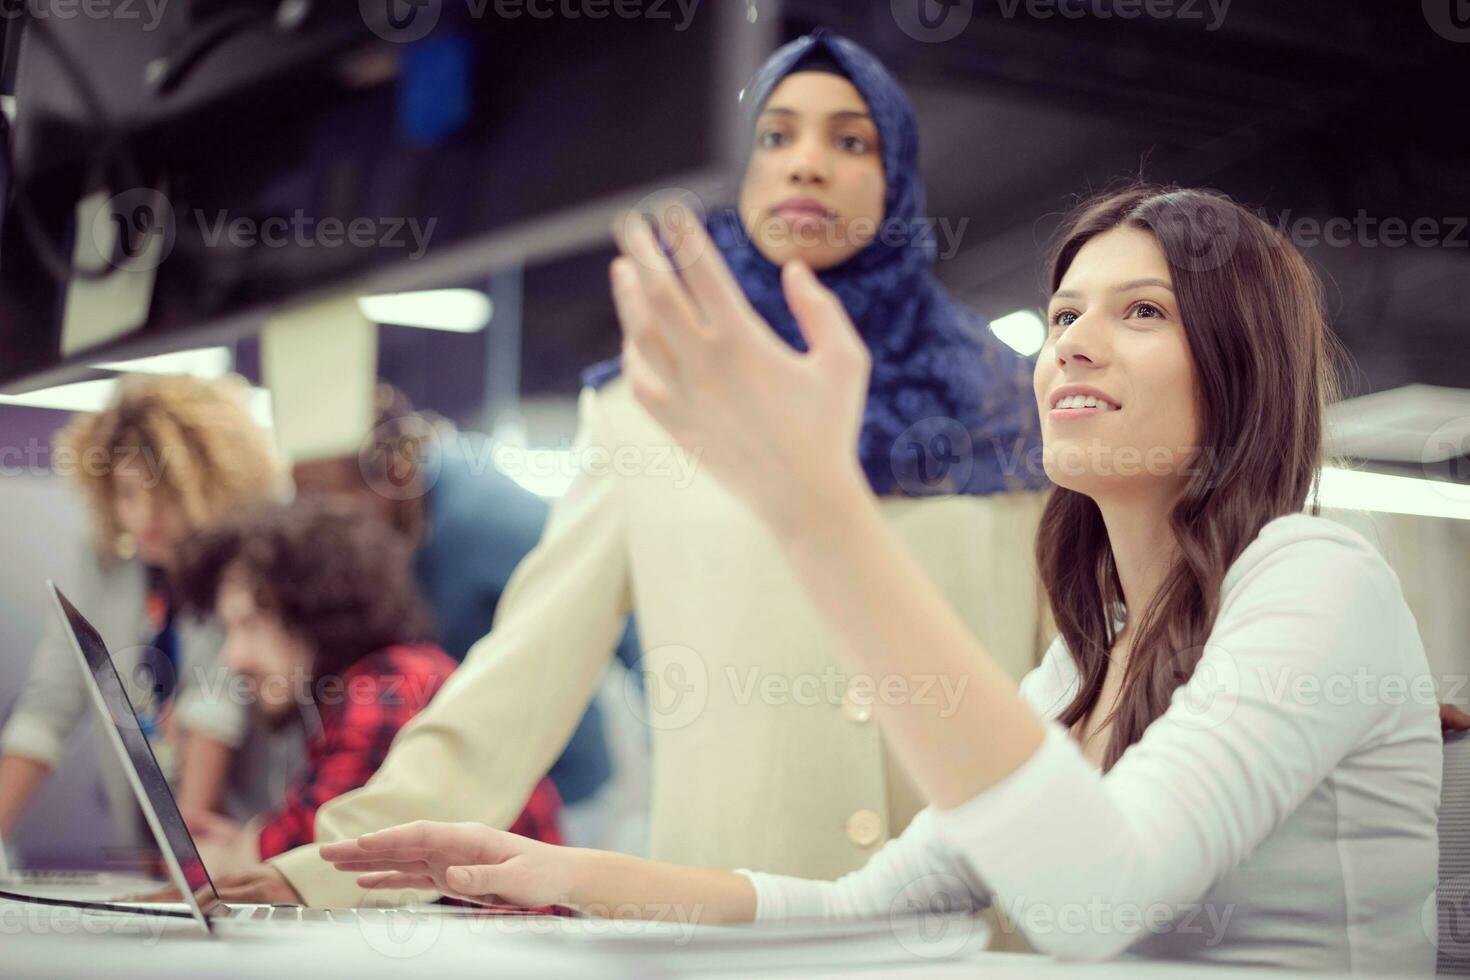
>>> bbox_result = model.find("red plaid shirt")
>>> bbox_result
[256,644,563,858]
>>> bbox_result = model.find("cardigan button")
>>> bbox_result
[846,809,883,848]
[841,691,872,724]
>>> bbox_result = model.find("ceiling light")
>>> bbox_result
[358,289,493,333]
[989,309,1046,357]
[0,379,119,413]
[95,346,232,379]
[1318,466,1470,521]
[0,376,275,430]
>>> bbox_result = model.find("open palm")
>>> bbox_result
[319,820,573,909]
[611,203,873,532]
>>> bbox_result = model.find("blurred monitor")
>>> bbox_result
[0,0,772,390]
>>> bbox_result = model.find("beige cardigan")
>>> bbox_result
[272,378,1050,907]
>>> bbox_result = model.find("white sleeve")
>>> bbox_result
[931,523,1421,960]
[736,808,987,922]
[734,655,1071,922]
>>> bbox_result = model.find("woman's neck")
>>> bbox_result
[1094,485,1180,634]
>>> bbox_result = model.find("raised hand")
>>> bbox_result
[611,202,874,534]
[319,820,576,909]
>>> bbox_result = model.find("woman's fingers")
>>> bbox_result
[615,208,676,276]
[320,841,437,863]
[657,203,755,327]
[358,820,479,852]
[616,215,692,310]
[781,260,864,365]
[341,820,503,865]
[611,258,678,387]
[623,339,677,425]
[319,840,381,862]
[353,821,446,852]
[611,254,692,434]
[327,858,430,873]
[616,213,713,356]
[445,864,508,899]
[356,871,438,891]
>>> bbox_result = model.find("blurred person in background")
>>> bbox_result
[169,501,562,877]
[290,384,640,847]
[0,374,283,857]
[216,31,1050,922]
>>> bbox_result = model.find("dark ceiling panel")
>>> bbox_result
[520,0,1469,408]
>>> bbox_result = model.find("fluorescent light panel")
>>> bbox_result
[0,379,119,414]
[1318,466,1470,521]
[95,346,233,379]
[989,309,1046,357]
[0,379,275,428]
[358,289,493,333]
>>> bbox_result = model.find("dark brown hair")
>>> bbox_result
[290,383,438,545]
[173,500,436,681]
[1036,185,1340,770]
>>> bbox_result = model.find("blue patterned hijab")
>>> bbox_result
[584,29,1045,497]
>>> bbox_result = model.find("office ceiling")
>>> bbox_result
[519,0,1469,477]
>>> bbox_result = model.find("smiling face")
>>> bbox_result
[1034,225,1201,499]
[738,71,887,270]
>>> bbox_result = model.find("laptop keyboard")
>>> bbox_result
[228,904,393,923]
[4,870,104,885]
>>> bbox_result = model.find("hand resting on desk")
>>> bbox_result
[320,821,574,910]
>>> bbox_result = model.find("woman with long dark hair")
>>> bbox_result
[324,185,1442,972]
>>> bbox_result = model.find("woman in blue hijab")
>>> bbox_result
[248,32,1051,930]
[586,28,1045,498]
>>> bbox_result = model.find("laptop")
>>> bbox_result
[47,581,521,933]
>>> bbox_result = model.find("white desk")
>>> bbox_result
[1,892,1376,979]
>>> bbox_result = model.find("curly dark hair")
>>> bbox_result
[173,500,436,681]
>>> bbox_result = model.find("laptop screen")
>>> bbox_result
[52,585,225,917]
